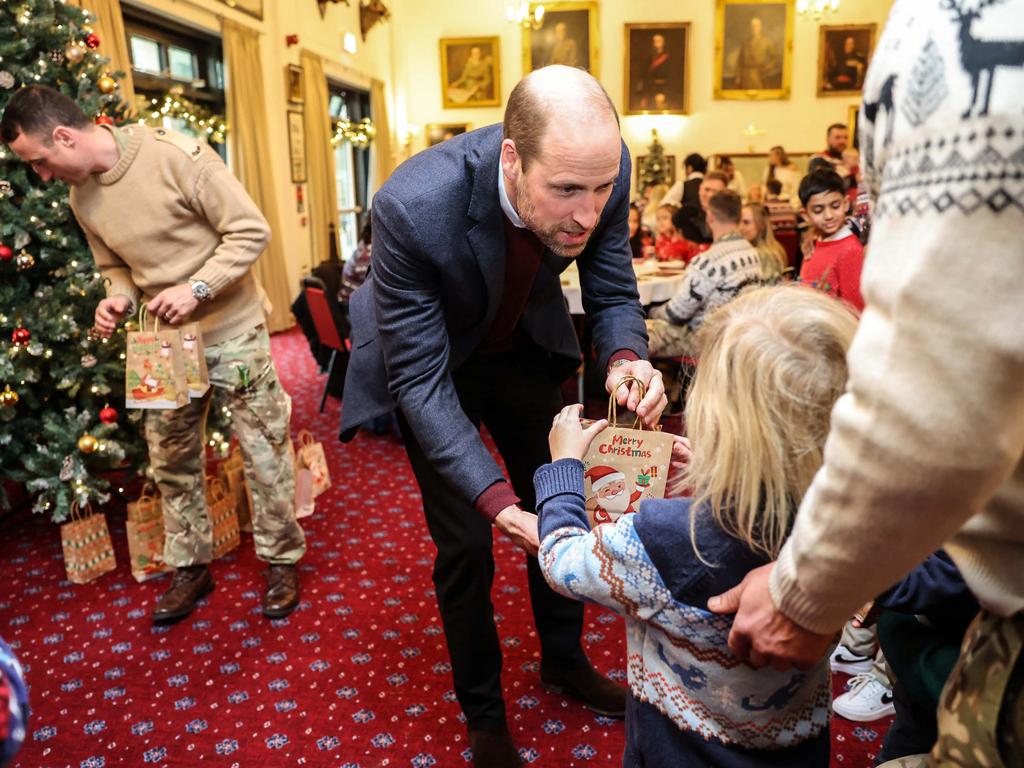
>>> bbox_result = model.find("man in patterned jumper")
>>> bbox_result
[1,86,305,623]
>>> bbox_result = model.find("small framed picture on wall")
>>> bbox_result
[427,124,470,146]
[286,64,304,105]
[440,37,500,108]
[818,24,876,96]
[287,110,307,183]
[624,23,690,115]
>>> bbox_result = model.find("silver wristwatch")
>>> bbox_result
[190,279,212,302]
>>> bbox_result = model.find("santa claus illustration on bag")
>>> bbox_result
[584,465,642,525]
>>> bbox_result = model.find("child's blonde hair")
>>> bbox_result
[680,285,858,560]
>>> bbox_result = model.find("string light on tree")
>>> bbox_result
[330,117,376,147]
[135,88,228,144]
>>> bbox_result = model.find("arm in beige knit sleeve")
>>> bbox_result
[769,213,1024,634]
[76,213,141,308]
[185,161,271,296]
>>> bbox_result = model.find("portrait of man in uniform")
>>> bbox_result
[625,23,690,115]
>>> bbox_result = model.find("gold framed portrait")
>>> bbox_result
[624,23,690,115]
[440,37,500,109]
[848,103,860,149]
[522,2,600,77]
[817,24,876,97]
[427,123,470,146]
[714,0,793,101]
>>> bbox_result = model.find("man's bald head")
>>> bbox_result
[503,65,619,172]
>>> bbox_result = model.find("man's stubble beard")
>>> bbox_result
[515,173,596,259]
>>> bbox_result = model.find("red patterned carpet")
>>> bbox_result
[1,328,890,767]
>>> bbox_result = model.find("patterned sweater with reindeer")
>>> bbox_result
[769,0,1024,637]
[535,459,831,767]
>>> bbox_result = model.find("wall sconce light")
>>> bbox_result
[506,2,544,30]
[343,32,357,54]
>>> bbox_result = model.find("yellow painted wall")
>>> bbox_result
[119,0,895,295]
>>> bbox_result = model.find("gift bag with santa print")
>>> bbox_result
[295,430,331,498]
[124,308,188,410]
[177,322,209,398]
[581,376,674,528]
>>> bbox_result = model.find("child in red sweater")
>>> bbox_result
[654,203,700,263]
[798,169,865,311]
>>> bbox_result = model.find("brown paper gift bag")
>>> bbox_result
[581,376,674,528]
[293,438,315,519]
[177,322,209,398]
[219,445,254,533]
[206,476,240,559]
[60,501,117,584]
[124,308,188,410]
[125,484,172,582]
[296,430,331,497]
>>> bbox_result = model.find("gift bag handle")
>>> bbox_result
[137,304,161,333]
[68,498,93,522]
[607,375,646,430]
[206,476,228,502]
[296,430,316,448]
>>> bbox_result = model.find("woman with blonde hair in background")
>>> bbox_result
[533,284,858,766]
[739,202,788,281]
[641,182,670,234]
[762,145,801,200]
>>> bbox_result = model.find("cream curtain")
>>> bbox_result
[222,19,293,332]
[300,50,339,266]
[369,78,393,196]
[71,0,137,111]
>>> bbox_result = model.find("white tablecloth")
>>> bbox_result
[560,260,686,315]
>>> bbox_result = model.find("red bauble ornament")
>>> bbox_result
[95,115,114,126]
[99,405,118,425]
[0,245,12,262]
[85,32,101,49]
[11,327,30,346]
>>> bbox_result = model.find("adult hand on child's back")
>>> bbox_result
[707,562,834,672]
[549,404,608,462]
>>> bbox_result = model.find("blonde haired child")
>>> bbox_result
[535,284,857,766]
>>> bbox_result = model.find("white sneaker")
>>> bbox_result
[832,673,896,722]
[829,644,874,675]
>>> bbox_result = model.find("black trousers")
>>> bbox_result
[397,343,588,730]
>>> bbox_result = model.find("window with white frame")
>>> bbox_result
[328,85,371,259]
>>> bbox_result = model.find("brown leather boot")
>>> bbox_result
[468,725,522,768]
[262,564,300,618]
[152,565,214,623]
[540,663,627,717]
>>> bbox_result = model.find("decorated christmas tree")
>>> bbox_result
[637,129,669,191]
[0,0,144,521]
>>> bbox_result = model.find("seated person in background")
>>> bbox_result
[654,203,699,263]
[338,217,372,304]
[717,155,747,199]
[646,189,766,357]
[641,182,670,234]
[628,203,653,260]
[764,179,798,230]
[535,284,853,767]
[673,170,728,247]
[739,202,787,282]
[798,169,865,312]
[745,183,764,205]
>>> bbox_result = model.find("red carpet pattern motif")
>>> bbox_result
[1,329,889,766]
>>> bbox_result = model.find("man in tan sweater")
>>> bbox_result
[708,2,1023,762]
[2,86,305,623]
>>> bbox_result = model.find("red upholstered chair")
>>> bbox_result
[774,227,800,272]
[304,285,351,412]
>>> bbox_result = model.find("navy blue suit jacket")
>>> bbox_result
[341,123,648,508]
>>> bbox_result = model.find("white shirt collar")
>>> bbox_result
[497,157,525,228]
[823,224,853,242]
[686,171,704,181]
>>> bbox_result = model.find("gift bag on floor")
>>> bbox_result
[178,322,209,398]
[206,476,240,559]
[60,501,117,584]
[581,376,674,528]
[219,445,254,533]
[124,309,188,410]
[296,430,331,497]
[125,484,172,582]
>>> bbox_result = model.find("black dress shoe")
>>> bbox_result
[152,565,214,623]
[540,663,627,717]
[262,564,300,618]
[468,726,523,768]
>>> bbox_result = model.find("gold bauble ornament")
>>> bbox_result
[97,75,116,94]
[78,434,99,453]
[65,44,85,64]
[0,385,18,407]
[15,251,34,270]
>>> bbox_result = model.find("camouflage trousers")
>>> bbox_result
[878,610,1024,768]
[144,324,306,568]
